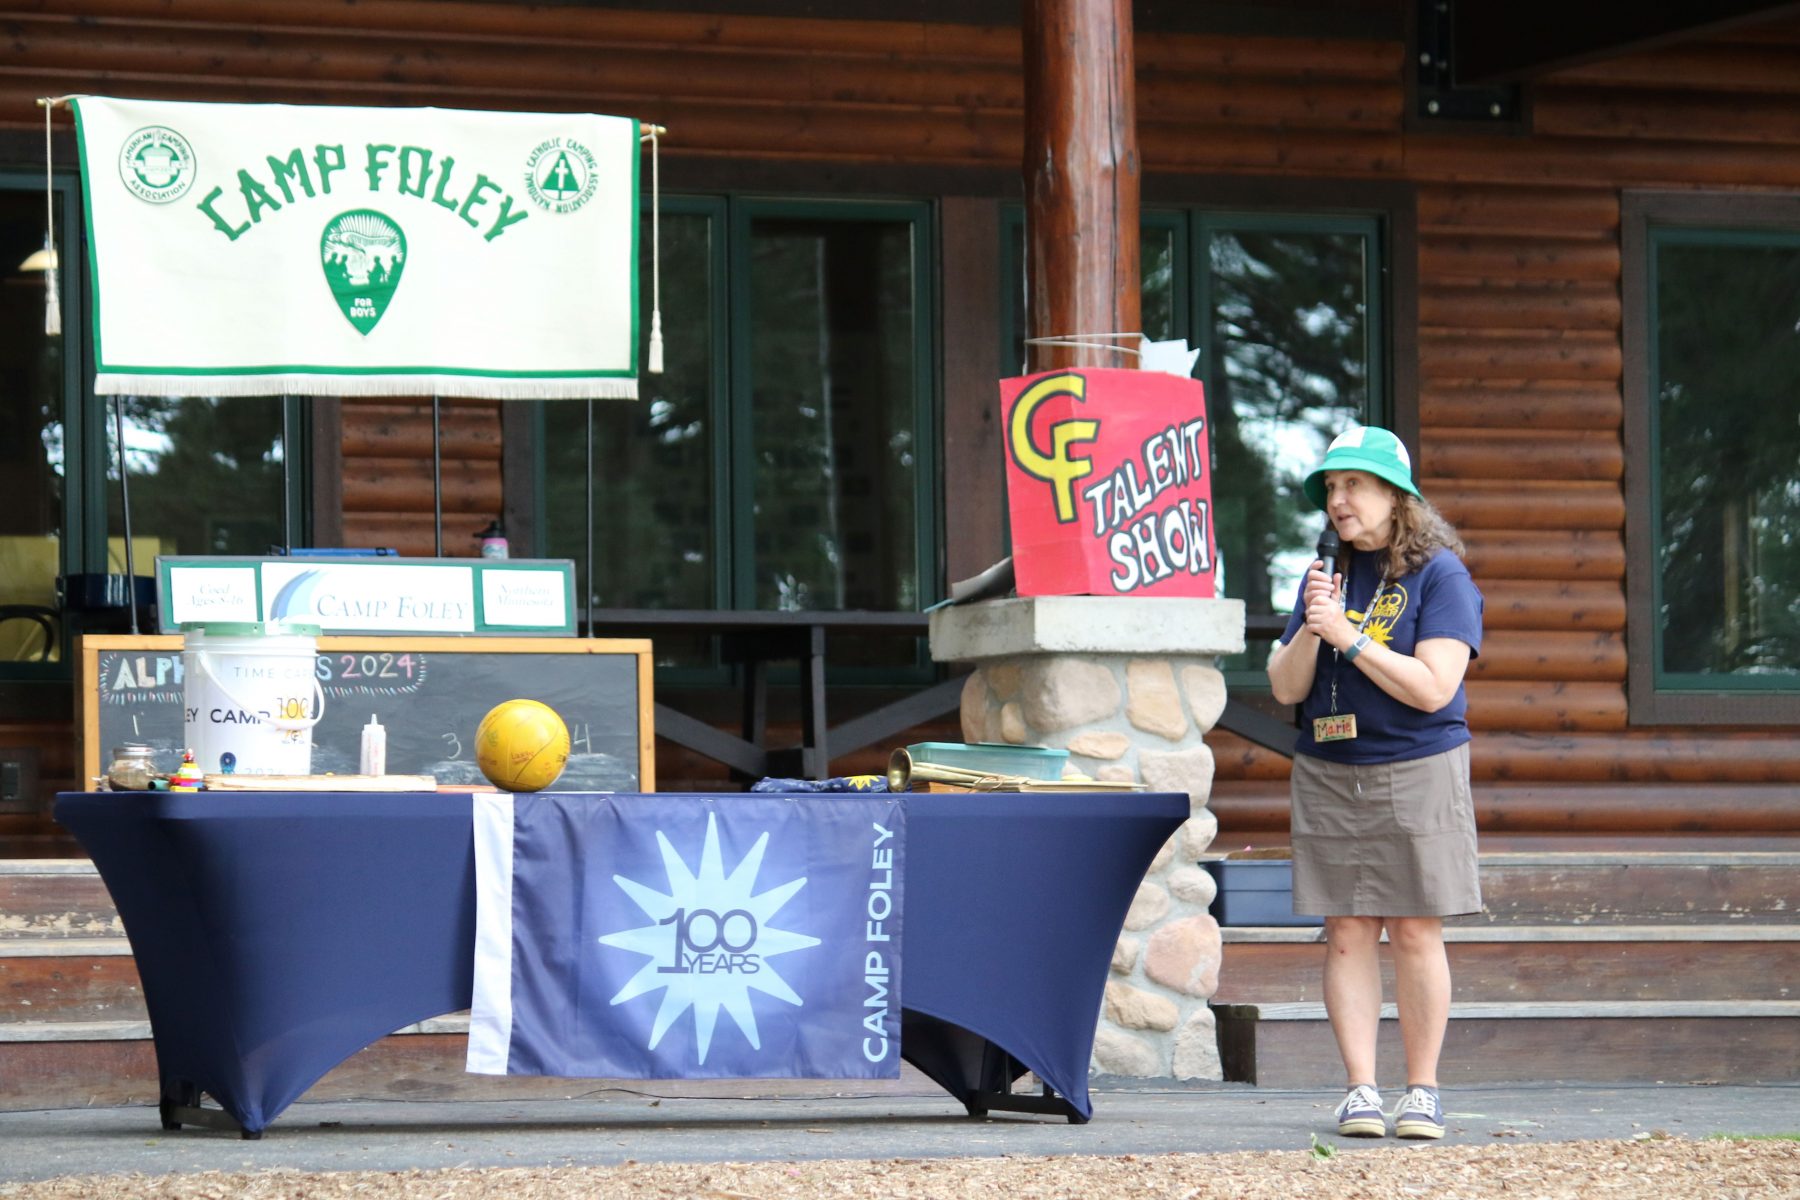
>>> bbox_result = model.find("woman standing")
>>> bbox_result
[1265,426,1484,1141]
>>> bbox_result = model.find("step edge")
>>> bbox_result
[0,1014,471,1043]
[1221,925,1800,943]
[0,938,135,957]
[1200,853,1800,867]
[1214,1000,1800,1021]
[1478,853,1800,866]
[0,862,99,877]
[14,854,1800,877]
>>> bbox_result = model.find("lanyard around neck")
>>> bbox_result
[1328,574,1388,715]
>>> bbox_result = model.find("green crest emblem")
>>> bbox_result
[118,126,197,204]
[320,210,408,335]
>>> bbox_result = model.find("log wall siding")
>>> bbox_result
[5,1,1799,796]
[336,400,503,559]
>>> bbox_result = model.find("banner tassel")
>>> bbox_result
[647,123,663,374]
[42,98,61,337]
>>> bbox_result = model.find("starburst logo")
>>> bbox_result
[597,813,820,1063]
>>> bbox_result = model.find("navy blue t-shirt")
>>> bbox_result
[1279,546,1484,764]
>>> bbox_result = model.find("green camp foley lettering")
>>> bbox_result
[195,143,530,243]
[308,590,470,623]
[862,821,896,1064]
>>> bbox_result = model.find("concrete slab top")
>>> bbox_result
[930,595,1247,661]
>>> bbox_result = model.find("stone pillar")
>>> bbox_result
[929,595,1246,1081]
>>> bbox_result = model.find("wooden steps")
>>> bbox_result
[1210,850,1800,1087]
[0,862,122,939]
[9,847,1800,1104]
[1215,1001,1800,1088]
[0,939,142,1021]
[0,862,941,1113]
[1468,852,1800,924]
[1215,925,1800,1005]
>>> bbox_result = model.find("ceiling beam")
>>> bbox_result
[1451,0,1800,85]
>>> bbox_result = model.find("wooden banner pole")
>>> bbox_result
[1022,0,1141,372]
[431,396,443,557]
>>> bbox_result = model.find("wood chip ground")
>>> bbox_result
[1,1136,1795,1199]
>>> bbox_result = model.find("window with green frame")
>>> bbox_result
[1646,227,1800,692]
[0,174,302,702]
[1003,207,1385,676]
[538,196,938,670]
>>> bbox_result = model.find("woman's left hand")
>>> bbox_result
[1301,568,1354,648]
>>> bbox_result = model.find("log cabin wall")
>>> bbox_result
[1,1,1797,825]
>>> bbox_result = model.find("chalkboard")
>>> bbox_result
[78,636,654,791]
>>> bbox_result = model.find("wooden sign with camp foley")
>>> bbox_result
[1000,367,1218,599]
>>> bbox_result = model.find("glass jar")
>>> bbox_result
[106,743,157,791]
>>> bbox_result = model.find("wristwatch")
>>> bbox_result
[1342,633,1373,662]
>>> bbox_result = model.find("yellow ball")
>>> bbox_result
[475,699,570,792]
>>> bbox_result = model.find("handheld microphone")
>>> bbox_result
[1315,525,1343,612]
[1315,525,1340,566]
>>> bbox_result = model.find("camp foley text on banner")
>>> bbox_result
[70,97,640,399]
[468,794,904,1080]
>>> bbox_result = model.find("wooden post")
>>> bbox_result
[1022,0,1141,372]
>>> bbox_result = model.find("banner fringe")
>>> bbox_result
[94,375,639,401]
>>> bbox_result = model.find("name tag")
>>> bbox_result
[1313,714,1358,742]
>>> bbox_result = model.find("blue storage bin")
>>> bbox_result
[1203,859,1323,927]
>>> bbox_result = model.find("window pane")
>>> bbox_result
[1141,224,1178,343]
[1655,236,1800,683]
[1207,227,1371,644]
[104,396,287,559]
[544,209,716,616]
[0,189,64,662]
[746,216,918,612]
[1005,215,1177,374]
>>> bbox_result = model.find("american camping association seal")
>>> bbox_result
[524,137,599,214]
[119,126,197,204]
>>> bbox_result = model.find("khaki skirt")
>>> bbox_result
[1289,742,1481,918]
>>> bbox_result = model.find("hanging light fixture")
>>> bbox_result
[18,247,57,272]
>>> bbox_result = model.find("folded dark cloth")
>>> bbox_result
[749,775,888,793]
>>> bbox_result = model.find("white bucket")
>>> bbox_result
[181,621,326,776]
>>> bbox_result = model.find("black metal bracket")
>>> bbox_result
[1414,0,1524,124]
[961,1048,1089,1124]
[160,1081,260,1140]
[964,1082,1088,1124]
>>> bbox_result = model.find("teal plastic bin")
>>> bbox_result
[905,741,1068,781]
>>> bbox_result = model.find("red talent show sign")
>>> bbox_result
[1000,367,1216,598]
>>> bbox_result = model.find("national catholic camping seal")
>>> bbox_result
[524,137,598,214]
[119,126,196,204]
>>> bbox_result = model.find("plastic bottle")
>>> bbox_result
[360,714,387,777]
[477,520,509,559]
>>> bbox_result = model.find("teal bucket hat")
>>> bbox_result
[1302,426,1421,511]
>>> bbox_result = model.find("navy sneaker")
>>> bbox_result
[1333,1084,1386,1137]
[1392,1085,1445,1140]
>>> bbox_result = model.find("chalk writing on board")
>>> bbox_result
[86,639,645,792]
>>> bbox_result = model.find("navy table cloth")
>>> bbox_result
[55,789,1186,1135]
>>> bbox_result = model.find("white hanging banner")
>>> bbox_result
[70,97,640,399]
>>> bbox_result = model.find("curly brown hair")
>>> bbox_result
[1331,482,1466,579]
[1380,488,1466,579]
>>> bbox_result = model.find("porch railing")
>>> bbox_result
[587,608,1298,782]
